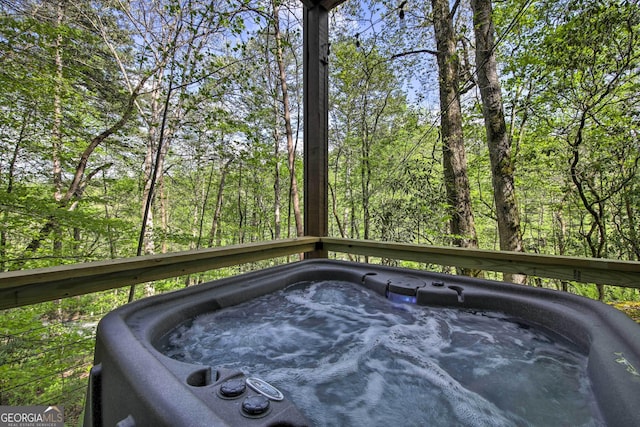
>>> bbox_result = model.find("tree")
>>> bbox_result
[471,0,525,283]
[0,0,143,267]
[498,0,640,298]
[329,37,413,246]
[431,0,481,276]
[271,0,304,238]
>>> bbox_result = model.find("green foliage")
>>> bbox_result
[1,0,640,422]
[0,304,96,424]
[1,0,636,274]
[329,37,446,242]
[496,0,640,262]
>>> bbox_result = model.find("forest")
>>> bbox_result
[1,0,640,422]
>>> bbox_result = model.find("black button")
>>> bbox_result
[220,379,246,398]
[242,395,270,415]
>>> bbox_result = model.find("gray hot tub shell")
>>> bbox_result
[83,259,640,426]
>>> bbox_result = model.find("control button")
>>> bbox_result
[242,395,270,416]
[219,379,246,398]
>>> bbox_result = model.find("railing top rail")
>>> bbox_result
[2,236,639,310]
[0,237,319,310]
[322,238,640,289]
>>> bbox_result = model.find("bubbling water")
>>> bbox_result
[160,280,604,426]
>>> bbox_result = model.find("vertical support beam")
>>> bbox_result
[303,4,329,258]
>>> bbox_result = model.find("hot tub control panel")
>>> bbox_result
[203,373,309,425]
[84,361,311,426]
[216,377,283,418]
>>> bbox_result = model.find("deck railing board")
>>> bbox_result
[322,238,640,289]
[0,237,318,310]
[1,236,639,310]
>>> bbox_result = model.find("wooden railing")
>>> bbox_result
[322,238,640,289]
[1,237,639,310]
[0,237,318,310]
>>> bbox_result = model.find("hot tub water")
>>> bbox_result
[160,280,604,427]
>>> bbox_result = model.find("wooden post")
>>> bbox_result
[301,1,347,258]
[303,3,329,258]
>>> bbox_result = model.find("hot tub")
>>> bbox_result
[84,259,640,426]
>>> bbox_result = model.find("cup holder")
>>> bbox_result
[186,367,214,387]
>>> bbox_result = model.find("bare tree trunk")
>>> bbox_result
[431,0,481,277]
[208,159,232,247]
[262,26,282,241]
[272,112,282,240]
[140,74,164,255]
[134,68,179,299]
[360,83,371,242]
[570,113,606,300]
[555,209,570,292]
[101,168,116,259]
[361,147,371,241]
[141,141,156,254]
[624,192,640,260]
[471,0,525,284]
[272,0,303,237]
[52,1,64,203]
[52,0,65,256]
[140,73,177,256]
[1,108,31,270]
[159,173,169,253]
[329,182,346,238]
[155,129,172,254]
[237,159,245,244]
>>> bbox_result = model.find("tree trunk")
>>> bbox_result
[155,129,172,254]
[471,0,525,284]
[1,109,31,270]
[360,81,371,242]
[431,0,481,277]
[102,169,117,259]
[570,114,606,300]
[555,209,570,292]
[159,173,168,253]
[624,192,640,260]
[52,0,65,256]
[237,159,245,244]
[208,159,232,247]
[361,136,371,241]
[272,0,303,238]
[272,109,282,240]
[140,74,164,255]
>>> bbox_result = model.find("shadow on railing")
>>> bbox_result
[1,237,639,425]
